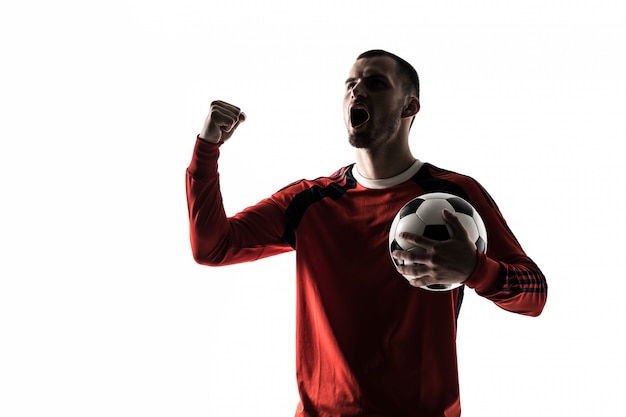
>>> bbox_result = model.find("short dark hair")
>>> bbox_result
[357,50,420,99]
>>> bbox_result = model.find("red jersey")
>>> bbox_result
[186,138,547,416]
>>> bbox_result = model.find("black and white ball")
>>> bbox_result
[389,192,488,291]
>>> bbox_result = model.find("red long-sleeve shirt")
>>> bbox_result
[186,138,547,416]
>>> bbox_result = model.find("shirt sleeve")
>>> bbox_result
[461,180,548,316]
[186,137,292,266]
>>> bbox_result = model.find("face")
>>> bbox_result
[343,56,411,151]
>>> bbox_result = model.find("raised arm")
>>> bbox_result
[186,101,291,266]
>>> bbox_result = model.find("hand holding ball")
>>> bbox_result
[388,193,488,291]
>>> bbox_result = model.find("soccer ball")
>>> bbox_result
[388,192,488,291]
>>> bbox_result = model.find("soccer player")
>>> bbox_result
[186,50,547,417]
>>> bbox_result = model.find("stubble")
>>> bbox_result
[348,109,403,153]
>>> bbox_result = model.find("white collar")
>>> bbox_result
[352,159,423,189]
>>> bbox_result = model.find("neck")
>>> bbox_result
[355,140,416,180]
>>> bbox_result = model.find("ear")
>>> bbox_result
[402,97,420,118]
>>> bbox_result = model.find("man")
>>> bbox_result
[186,50,547,416]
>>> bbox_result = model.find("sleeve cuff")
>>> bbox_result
[463,252,501,294]
[187,135,221,178]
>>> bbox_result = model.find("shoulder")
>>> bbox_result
[266,164,357,208]
[416,162,483,188]
[416,163,498,209]
[275,164,357,195]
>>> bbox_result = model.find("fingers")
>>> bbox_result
[210,100,245,132]
[392,247,432,283]
[211,100,244,120]
[395,261,437,288]
[397,262,428,279]
[398,231,434,250]
[394,256,459,289]
[392,246,429,265]
[442,209,469,240]
[408,277,431,288]
[393,209,466,264]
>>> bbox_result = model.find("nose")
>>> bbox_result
[350,81,366,99]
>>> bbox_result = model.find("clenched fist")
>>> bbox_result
[199,100,246,144]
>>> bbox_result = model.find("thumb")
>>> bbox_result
[224,112,247,132]
[442,209,468,239]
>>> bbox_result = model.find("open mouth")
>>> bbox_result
[350,107,370,129]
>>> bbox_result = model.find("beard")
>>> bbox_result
[348,110,402,152]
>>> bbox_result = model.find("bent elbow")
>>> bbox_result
[190,238,228,267]
[528,292,548,317]
[513,291,548,317]
[192,251,216,266]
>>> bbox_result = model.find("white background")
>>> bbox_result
[1,1,624,416]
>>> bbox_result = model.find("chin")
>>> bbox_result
[348,132,374,149]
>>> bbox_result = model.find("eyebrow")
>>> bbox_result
[345,73,390,85]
